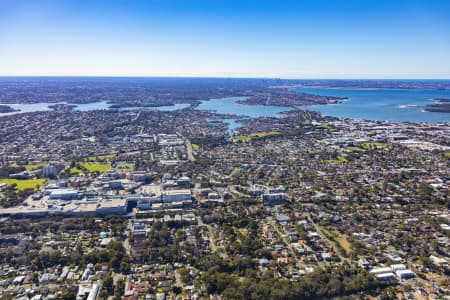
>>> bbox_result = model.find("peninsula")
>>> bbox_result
[0,104,19,113]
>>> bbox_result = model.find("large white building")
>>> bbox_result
[162,189,191,203]
[48,188,81,200]
[96,199,127,215]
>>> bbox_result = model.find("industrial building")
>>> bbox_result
[162,189,192,203]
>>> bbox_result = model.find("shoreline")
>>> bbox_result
[1,93,449,123]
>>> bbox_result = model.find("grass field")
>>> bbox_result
[444,152,450,158]
[191,143,200,150]
[248,131,281,138]
[322,156,348,163]
[70,162,111,174]
[24,163,47,171]
[83,162,111,172]
[362,142,386,149]
[234,131,281,143]
[234,135,251,143]
[322,227,353,257]
[116,162,135,171]
[335,235,353,254]
[69,167,83,175]
[346,146,365,152]
[85,154,116,161]
[0,178,47,191]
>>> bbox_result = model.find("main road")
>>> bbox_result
[176,132,195,161]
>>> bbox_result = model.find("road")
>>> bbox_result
[198,216,228,259]
[305,213,349,264]
[184,138,195,161]
[266,216,302,266]
[175,132,195,161]
[122,221,133,256]
[174,272,183,288]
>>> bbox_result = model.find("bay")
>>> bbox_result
[295,88,450,123]
[196,97,290,118]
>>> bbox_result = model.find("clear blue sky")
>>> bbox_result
[1,0,449,78]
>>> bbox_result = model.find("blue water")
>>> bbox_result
[295,88,450,123]
[197,97,293,134]
[3,89,448,127]
[0,101,190,116]
[220,118,243,134]
[1,102,57,115]
[1,96,291,123]
[196,97,290,118]
[117,103,190,111]
[72,101,110,111]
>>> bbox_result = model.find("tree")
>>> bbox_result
[120,257,130,274]
[103,275,114,295]
[31,272,39,285]
[178,267,190,284]
[172,286,182,295]
[60,290,76,300]
[114,279,125,299]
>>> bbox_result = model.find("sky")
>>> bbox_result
[0,0,450,79]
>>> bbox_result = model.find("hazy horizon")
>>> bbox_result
[0,74,450,81]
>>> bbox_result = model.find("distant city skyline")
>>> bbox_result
[1,0,450,79]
